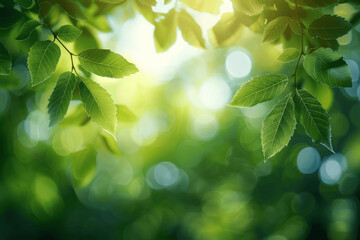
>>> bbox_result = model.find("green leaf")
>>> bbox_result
[277,48,300,63]
[14,0,33,8]
[0,7,22,29]
[210,13,244,47]
[262,16,291,44]
[231,0,263,16]
[0,43,12,75]
[78,49,138,78]
[54,0,87,20]
[15,20,40,41]
[289,0,338,8]
[48,72,76,127]
[72,147,97,188]
[96,0,130,3]
[116,105,137,122]
[229,74,288,107]
[137,0,157,6]
[261,93,296,160]
[293,89,333,152]
[28,40,61,86]
[178,10,205,49]
[181,0,223,15]
[303,48,352,88]
[57,25,82,42]
[289,18,302,35]
[79,77,117,134]
[154,10,177,53]
[308,15,351,40]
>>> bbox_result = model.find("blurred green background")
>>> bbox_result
[1,0,360,239]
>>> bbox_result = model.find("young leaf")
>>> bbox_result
[57,25,82,42]
[229,74,288,107]
[261,93,296,160]
[293,89,333,152]
[277,48,300,63]
[231,0,263,16]
[28,40,61,86]
[209,13,244,47]
[0,43,12,75]
[79,77,117,134]
[178,10,206,49]
[262,16,291,44]
[48,72,76,127]
[116,105,137,122]
[137,0,157,6]
[54,0,87,20]
[15,20,40,41]
[289,18,302,35]
[303,48,352,88]
[181,0,223,15]
[14,0,33,8]
[154,10,177,53]
[308,15,351,40]
[78,49,138,79]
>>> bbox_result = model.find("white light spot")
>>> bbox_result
[226,50,252,78]
[319,154,347,185]
[192,113,219,141]
[199,77,231,110]
[297,147,321,174]
[154,162,179,187]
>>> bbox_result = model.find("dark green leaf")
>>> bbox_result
[303,48,352,88]
[48,72,76,127]
[0,43,12,75]
[0,7,22,29]
[308,15,351,40]
[14,0,33,8]
[293,89,333,152]
[15,20,40,41]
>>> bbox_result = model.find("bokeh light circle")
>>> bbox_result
[297,147,321,174]
[199,77,231,110]
[226,50,252,78]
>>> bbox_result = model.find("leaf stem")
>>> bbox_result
[293,0,305,88]
[35,0,79,76]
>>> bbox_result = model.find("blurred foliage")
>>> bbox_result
[1,0,360,239]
